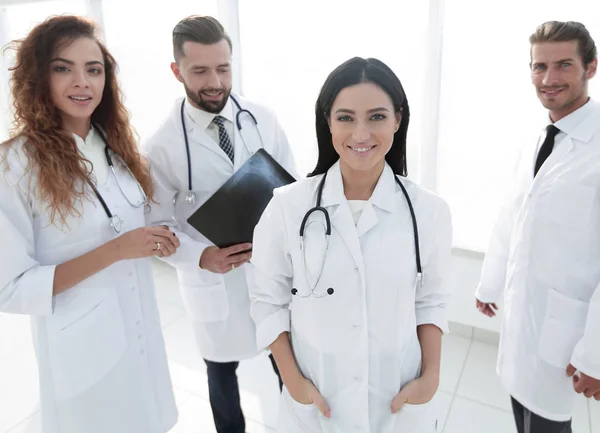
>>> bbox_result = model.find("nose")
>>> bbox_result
[72,68,90,89]
[351,121,371,143]
[206,70,222,89]
[542,66,560,86]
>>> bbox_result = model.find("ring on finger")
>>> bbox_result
[154,242,161,251]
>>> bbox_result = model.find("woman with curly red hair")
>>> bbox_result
[0,15,179,433]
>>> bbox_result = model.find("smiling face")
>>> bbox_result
[328,81,401,176]
[531,40,597,121]
[171,39,232,113]
[48,37,105,131]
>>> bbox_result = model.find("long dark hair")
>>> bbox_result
[310,57,410,177]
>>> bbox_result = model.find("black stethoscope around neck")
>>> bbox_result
[87,127,148,233]
[180,95,262,206]
[292,169,422,298]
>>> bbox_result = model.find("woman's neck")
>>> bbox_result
[340,160,385,200]
[62,116,91,141]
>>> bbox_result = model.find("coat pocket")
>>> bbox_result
[538,288,588,368]
[47,289,127,401]
[387,399,438,433]
[279,386,322,433]
[181,283,230,323]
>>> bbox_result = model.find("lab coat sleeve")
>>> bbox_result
[269,111,299,180]
[248,191,293,350]
[0,156,56,315]
[144,153,208,269]
[570,283,600,379]
[415,200,452,334]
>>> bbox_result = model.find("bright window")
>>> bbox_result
[238,0,430,177]
[100,0,219,143]
[436,0,600,251]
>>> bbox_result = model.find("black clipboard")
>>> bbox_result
[187,149,296,248]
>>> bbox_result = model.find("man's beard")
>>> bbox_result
[184,83,231,114]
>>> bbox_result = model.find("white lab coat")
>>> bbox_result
[476,99,600,421]
[143,94,297,362]
[249,162,452,433]
[0,136,177,432]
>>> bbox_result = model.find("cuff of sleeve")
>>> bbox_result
[416,307,449,334]
[475,285,503,304]
[162,233,207,269]
[570,352,600,380]
[256,308,291,350]
[32,265,57,316]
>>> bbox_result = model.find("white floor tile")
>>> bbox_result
[238,352,282,429]
[433,391,453,431]
[0,314,33,360]
[169,395,216,433]
[443,396,515,433]
[158,301,186,329]
[455,341,511,412]
[439,335,471,394]
[173,386,193,408]
[6,412,40,433]
[0,348,40,432]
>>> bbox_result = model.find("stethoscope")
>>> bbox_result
[180,95,263,206]
[87,127,148,233]
[291,170,422,298]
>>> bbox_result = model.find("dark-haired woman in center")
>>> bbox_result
[249,57,452,433]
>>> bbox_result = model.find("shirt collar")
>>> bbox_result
[550,98,598,143]
[71,126,97,150]
[184,96,235,131]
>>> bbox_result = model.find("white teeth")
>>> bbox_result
[70,96,90,101]
[352,147,372,153]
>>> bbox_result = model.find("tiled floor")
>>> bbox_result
[1,258,598,433]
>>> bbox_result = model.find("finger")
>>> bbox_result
[224,243,253,256]
[491,303,498,310]
[231,257,251,267]
[148,226,175,238]
[311,391,331,418]
[573,375,585,393]
[151,235,176,255]
[566,364,577,378]
[225,252,252,266]
[584,388,594,398]
[594,391,600,401]
[391,391,408,414]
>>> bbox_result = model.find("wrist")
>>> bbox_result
[104,238,123,264]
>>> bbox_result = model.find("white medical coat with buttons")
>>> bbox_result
[143,94,297,362]
[476,99,600,421]
[250,162,452,433]
[0,132,177,433]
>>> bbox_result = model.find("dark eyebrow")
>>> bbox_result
[49,58,104,67]
[555,58,574,64]
[334,107,391,114]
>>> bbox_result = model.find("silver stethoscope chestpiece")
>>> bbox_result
[185,191,196,205]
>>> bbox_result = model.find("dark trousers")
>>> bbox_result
[204,354,282,433]
[511,397,572,433]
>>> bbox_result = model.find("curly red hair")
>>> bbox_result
[1,15,153,226]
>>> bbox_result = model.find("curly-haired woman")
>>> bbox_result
[0,16,179,433]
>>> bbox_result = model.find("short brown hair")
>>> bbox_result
[172,15,232,61]
[530,21,597,67]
